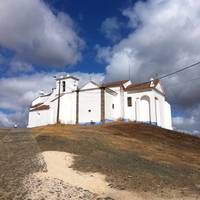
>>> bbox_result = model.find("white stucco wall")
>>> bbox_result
[124,90,156,122]
[108,87,122,119]
[31,95,49,106]
[78,89,101,124]
[50,100,57,125]
[155,83,164,94]
[123,89,170,129]
[28,109,52,128]
[152,91,166,127]
[139,96,151,123]
[59,92,77,124]
[105,92,116,121]
[163,101,173,130]
[56,78,78,93]
[28,88,59,128]
[28,78,172,130]
[81,82,99,90]
[155,98,161,126]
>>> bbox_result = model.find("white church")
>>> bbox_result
[28,75,172,129]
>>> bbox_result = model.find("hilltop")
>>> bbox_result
[31,122,200,199]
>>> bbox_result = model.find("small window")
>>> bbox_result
[112,104,115,109]
[127,97,132,107]
[62,81,66,92]
[88,109,91,112]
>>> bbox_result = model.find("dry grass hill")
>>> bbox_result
[31,122,200,199]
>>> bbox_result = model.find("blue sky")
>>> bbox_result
[0,0,133,76]
[0,0,200,134]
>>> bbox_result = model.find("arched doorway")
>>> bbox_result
[139,96,151,123]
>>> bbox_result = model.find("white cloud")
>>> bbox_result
[71,72,105,87]
[100,0,200,82]
[0,112,14,127]
[173,115,200,135]
[0,72,105,127]
[173,116,195,126]
[0,0,84,67]
[101,17,122,42]
[9,60,34,73]
[97,0,200,133]
[0,111,28,128]
[103,48,141,81]
[0,73,54,111]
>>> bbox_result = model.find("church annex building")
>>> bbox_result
[28,75,172,129]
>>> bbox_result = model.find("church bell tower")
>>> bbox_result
[56,75,79,93]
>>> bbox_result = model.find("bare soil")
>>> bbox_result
[0,129,102,199]
[32,122,200,199]
[0,128,46,199]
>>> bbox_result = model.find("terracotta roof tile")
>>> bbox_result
[101,80,129,88]
[30,103,43,108]
[30,104,50,112]
[125,79,160,91]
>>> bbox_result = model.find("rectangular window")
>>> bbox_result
[127,97,132,107]
[62,81,66,92]
[112,104,114,109]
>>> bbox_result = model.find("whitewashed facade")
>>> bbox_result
[28,75,172,129]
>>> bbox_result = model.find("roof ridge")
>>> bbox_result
[101,80,129,88]
[125,79,161,92]
[89,80,100,87]
[102,79,129,84]
[129,79,160,86]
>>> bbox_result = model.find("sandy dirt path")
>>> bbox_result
[26,151,199,200]
[38,151,137,200]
